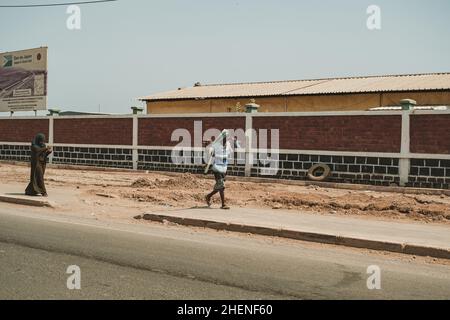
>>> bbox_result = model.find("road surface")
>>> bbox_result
[0,205,449,300]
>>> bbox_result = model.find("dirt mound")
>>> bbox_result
[261,192,450,221]
[131,173,210,190]
[131,178,157,188]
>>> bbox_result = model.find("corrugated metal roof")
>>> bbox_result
[369,106,448,111]
[140,72,450,101]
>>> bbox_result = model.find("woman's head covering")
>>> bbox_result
[32,133,46,147]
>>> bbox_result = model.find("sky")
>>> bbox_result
[1,0,450,114]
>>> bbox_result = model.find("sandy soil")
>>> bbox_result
[1,163,450,225]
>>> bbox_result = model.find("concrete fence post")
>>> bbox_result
[398,99,416,186]
[245,114,253,177]
[132,115,139,170]
[48,116,54,164]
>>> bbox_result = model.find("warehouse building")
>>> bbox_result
[140,72,450,114]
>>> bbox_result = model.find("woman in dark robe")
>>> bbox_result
[25,133,52,197]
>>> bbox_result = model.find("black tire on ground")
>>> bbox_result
[307,163,331,181]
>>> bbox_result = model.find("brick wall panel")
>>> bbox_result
[138,117,246,146]
[253,115,402,152]
[0,119,49,143]
[54,118,133,145]
[410,115,450,154]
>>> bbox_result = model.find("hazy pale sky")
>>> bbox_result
[1,0,450,114]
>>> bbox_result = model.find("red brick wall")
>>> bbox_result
[410,114,450,154]
[139,117,246,146]
[0,119,49,143]
[4,114,449,155]
[54,118,133,145]
[252,115,402,152]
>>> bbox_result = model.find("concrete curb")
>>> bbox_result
[140,213,450,260]
[0,195,55,208]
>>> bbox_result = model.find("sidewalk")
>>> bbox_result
[0,183,76,208]
[1,181,449,259]
[140,207,450,259]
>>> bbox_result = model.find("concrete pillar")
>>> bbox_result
[132,115,139,170]
[131,106,144,115]
[48,108,61,116]
[245,99,260,113]
[400,99,416,111]
[132,106,143,170]
[398,99,416,186]
[48,116,54,164]
[245,100,258,177]
[245,115,253,177]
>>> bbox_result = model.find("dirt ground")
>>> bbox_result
[1,163,450,224]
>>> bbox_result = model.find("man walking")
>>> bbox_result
[205,130,232,210]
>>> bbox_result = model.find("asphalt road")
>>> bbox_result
[0,206,449,300]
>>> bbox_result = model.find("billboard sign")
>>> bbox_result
[0,47,48,112]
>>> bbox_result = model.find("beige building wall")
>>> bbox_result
[285,93,381,112]
[146,90,450,114]
[146,99,211,114]
[147,97,288,114]
[381,91,450,106]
